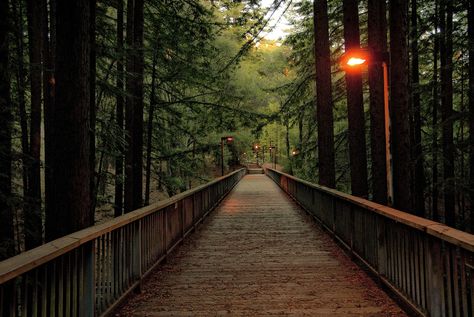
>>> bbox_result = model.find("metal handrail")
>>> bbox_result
[0,168,246,316]
[266,167,474,317]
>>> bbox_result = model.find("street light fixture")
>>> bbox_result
[220,136,234,176]
[340,48,393,205]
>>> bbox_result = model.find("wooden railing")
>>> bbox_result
[0,168,246,317]
[266,168,474,317]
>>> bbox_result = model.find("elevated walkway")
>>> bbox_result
[117,175,405,316]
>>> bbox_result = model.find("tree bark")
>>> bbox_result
[368,0,388,204]
[440,0,455,226]
[410,0,425,217]
[343,0,368,198]
[314,0,335,188]
[145,50,158,206]
[11,0,29,198]
[432,0,440,221]
[389,0,413,212]
[125,0,144,212]
[46,0,92,240]
[26,0,44,249]
[43,0,56,241]
[0,0,14,260]
[90,0,97,216]
[115,0,125,217]
[469,0,474,232]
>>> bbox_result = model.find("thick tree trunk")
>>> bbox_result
[26,0,44,249]
[125,0,144,212]
[145,51,158,206]
[314,0,335,188]
[469,0,474,232]
[343,0,368,198]
[115,0,125,217]
[43,0,56,236]
[389,0,413,212]
[46,0,92,240]
[90,0,97,216]
[0,0,14,260]
[440,0,455,226]
[411,0,425,217]
[368,0,388,204]
[12,0,29,198]
[432,0,440,221]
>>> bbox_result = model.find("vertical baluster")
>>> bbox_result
[453,248,461,317]
[445,246,454,317]
[460,250,468,316]
[21,274,28,317]
[49,262,56,317]
[65,253,71,316]
[41,265,48,317]
[419,235,427,310]
[72,249,78,317]
[57,257,64,316]
[30,270,38,317]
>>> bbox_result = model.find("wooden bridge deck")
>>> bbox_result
[117,175,406,316]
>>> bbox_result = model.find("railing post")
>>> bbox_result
[133,221,142,292]
[425,237,445,316]
[376,217,387,277]
[82,241,95,317]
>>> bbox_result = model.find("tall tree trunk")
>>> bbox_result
[90,0,97,216]
[343,0,369,198]
[125,0,144,212]
[43,0,56,240]
[469,0,474,232]
[12,0,29,198]
[440,0,455,226]
[390,0,413,212]
[0,0,14,260]
[314,0,336,188]
[115,0,125,217]
[432,0,440,221]
[411,0,425,217]
[145,50,158,206]
[26,0,44,249]
[368,0,388,204]
[46,0,92,240]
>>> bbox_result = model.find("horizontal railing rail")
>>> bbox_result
[266,168,474,317]
[0,168,246,317]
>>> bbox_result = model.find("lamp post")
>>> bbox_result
[220,136,234,176]
[340,48,393,205]
[253,144,260,166]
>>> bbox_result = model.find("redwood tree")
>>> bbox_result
[125,0,144,212]
[314,0,335,188]
[25,0,43,248]
[411,0,425,217]
[469,0,474,231]
[368,0,388,205]
[46,0,92,240]
[115,0,125,216]
[389,0,413,212]
[440,0,455,226]
[343,0,368,198]
[0,0,14,260]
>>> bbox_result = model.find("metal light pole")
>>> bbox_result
[340,48,393,205]
[220,136,234,176]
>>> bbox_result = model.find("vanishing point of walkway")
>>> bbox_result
[117,175,406,316]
